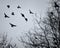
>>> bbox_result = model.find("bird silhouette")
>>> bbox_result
[4,13,10,18]
[21,13,25,17]
[25,18,28,21]
[50,12,53,15]
[35,36,37,39]
[54,2,59,9]
[17,5,21,8]
[29,9,34,14]
[9,23,16,27]
[11,12,14,15]
[7,5,10,8]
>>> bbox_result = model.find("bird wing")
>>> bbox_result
[17,5,21,8]
[4,13,10,18]
[9,23,16,27]
[29,9,34,14]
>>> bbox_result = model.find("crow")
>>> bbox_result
[17,5,21,8]
[9,23,16,27]
[50,12,53,15]
[4,13,10,18]
[7,5,10,8]
[35,36,37,39]
[54,2,59,9]
[29,9,34,14]
[21,13,25,17]
[11,12,14,15]
[25,18,28,21]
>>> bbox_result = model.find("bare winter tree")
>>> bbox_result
[19,0,60,48]
[45,0,60,48]
[0,33,18,48]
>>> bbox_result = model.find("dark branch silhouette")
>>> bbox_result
[0,33,18,48]
[4,13,10,18]
[9,23,16,27]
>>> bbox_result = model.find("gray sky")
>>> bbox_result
[0,0,49,47]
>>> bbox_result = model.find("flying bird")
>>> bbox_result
[4,13,10,18]
[17,5,21,8]
[29,9,34,14]
[35,37,37,39]
[21,13,25,17]
[54,2,59,9]
[50,12,53,14]
[9,23,16,27]
[11,12,14,15]
[25,18,28,21]
[50,12,54,16]
[7,5,10,8]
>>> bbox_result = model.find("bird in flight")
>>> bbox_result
[50,12,53,15]
[29,9,34,14]
[25,18,28,21]
[21,13,25,18]
[11,12,14,15]
[7,5,10,8]
[9,23,16,27]
[54,2,59,9]
[17,5,21,8]
[4,13,10,18]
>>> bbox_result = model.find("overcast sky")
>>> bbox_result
[0,0,49,47]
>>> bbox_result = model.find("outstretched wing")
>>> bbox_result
[25,18,28,21]
[9,23,16,27]
[21,13,25,17]
[29,9,34,14]
[17,5,21,8]
[4,13,10,18]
